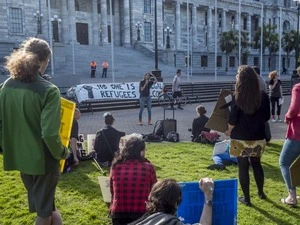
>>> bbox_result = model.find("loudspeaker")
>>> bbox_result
[163,119,177,138]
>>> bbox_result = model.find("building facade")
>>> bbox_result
[0,0,298,75]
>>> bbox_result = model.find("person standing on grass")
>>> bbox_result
[279,66,300,207]
[0,37,69,225]
[225,65,270,207]
[138,72,157,125]
[268,70,283,122]
[172,69,184,110]
[109,134,157,225]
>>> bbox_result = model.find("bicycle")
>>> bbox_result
[157,88,187,109]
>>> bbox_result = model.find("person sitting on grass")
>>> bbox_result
[190,105,210,142]
[129,177,214,225]
[110,134,157,225]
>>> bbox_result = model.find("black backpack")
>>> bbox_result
[166,132,179,142]
[153,120,164,137]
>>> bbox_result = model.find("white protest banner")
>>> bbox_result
[98,176,111,203]
[87,134,96,153]
[73,82,164,103]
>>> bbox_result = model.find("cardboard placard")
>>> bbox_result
[177,179,237,225]
[205,89,233,133]
[290,156,300,187]
[98,176,111,203]
[87,134,96,153]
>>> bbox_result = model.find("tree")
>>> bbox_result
[220,30,250,71]
[281,30,297,69]
[220,30,238,72]
[253,24,279,70]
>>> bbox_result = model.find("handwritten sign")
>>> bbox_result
[72,82,164,103]
[59,98,76,173]
[87,134,96,153]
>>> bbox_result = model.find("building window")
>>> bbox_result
[144,0,151,14]
[144,22,152,42]
[9,8,23,34]
[243,17,247,30]
[75,0,80,11]
[201,56,208,67]
[219,13,222,28]
[217,56,222,68]
[254,17,259,31]
[254,57,259,66]
[229,56,235,67]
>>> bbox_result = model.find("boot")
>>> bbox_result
[148,118,152,125]
[281,189,297,207]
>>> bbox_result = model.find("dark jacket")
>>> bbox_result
[94,125,125,162]
[192,115,210,141]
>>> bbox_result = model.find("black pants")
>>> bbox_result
[102,68,107,78]
[91,69,96,78]
[270,97,281,117]
[237,157,264,202]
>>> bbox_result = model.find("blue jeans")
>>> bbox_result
[279,139,300,190]
[139,96,151,121]
[213,153,238,164]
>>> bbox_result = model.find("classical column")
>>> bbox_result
[175,1,181,49]
[101,0,108,44]
[192,4,198,48]
[92,0,99,45]
[208,7,213,48]
[60,0,68,43]
[123,0,131,46]
[68,0,76,43]
[114,0,121,45]
[247,14,252,42]
[234,12,239,30]
[222,9,227,31]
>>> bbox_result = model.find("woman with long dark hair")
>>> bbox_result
[225,65,270,206]
[109,134,157,225]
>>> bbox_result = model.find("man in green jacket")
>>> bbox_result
[0,38,69,225]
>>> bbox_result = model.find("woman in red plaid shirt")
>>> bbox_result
[109,135,157,225]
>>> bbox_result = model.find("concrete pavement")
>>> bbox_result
[78,95,290,142]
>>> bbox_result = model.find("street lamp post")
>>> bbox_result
[294,0,300,68]
[135,21,142,41]
[33,10,43,36]
[164,26,172,49]
[152,0,162,81]
[51,15,62,42]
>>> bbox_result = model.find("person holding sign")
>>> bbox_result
[225,65,270,207]
[110,134,157,225]
[279,66,300,207]
[0,38,69,225]
[94,112,125,167]
[129,178,214,225]
[138,72,157,125]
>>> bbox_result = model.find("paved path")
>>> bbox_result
[78,96,290,142]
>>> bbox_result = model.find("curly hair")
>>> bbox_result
[268,70,278,80]
[111,135,146,167]
[146,179,182,215]
[5,37,51,82]
[235,65,261,115]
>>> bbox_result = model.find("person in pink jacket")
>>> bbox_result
[279,66,300,207]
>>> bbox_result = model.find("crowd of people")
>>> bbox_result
[1,37,300,224]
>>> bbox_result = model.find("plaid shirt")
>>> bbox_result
[110,159,157,218]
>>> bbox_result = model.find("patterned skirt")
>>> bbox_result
[229,139,266,157]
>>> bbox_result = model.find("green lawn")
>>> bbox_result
[0,141,299,225]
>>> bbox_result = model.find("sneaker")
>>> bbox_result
[207,164,226,171]
[277,119,282,122]
[138,121,143,125]
[177,106,184,110]
[271,119,277,122]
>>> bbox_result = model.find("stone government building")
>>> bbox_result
[0,0,298,76]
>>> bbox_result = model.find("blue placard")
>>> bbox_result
[177,179,237,225]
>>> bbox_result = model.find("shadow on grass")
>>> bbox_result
[252,198,298,225]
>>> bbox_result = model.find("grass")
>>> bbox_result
[0,141,299,225]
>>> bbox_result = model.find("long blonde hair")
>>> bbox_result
[5,37,51,82]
